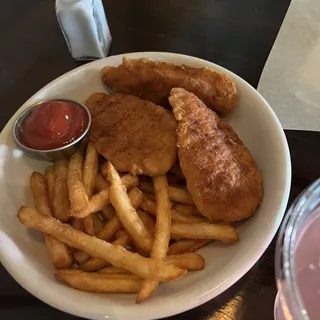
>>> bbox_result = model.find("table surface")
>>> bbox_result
[1,0,319,319]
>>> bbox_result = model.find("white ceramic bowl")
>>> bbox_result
[0,52,291,320]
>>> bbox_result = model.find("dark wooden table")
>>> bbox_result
[1,0,319,319]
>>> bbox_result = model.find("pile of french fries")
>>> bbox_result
[17,141,239,303]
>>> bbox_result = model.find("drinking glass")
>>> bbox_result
[275,179,320,320]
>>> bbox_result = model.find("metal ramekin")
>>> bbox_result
[12,99,91,161]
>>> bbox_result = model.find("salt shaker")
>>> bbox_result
[56,0,112,60]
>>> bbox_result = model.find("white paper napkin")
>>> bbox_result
[258,0,320,131]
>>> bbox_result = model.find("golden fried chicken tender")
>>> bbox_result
[169,88,263,222]
[101,57,238,117]
[85,93,177,176]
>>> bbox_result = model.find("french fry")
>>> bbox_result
[101,162,139,189]
[45,167,60,267]
[56,270,142,293]
[100,161,109,178]
[70,155,135,219]
[95,173,109,191]
[100,205,115,220]
[121,174,139,190]
[167,185,193,204]
[139,195,206,223]
[82,217,94,236]
[58,270,139,280]
[113,230,131,246]
[45,236,73,269]
[82,216,94,236]
[97,210,122,241]
[80,258,108,272]
[81,231,131,272]
[171,223,239,243]
[168,239,212,255]
[172,209,206,223]
[173,204,202,217]
[137,175,172,303]
[98,266,129,274]
[127,187,143,208]
[74,250,90,264]
[166,253,205,271]
[139,180,193,204]
[17,206,186,282]
[99,254,204,272]
[137,210,156,235]
[75,174,140,219]
[83,141,99,198]
[82,142,99,236]
[152,177,172,249]
[138,194,157,215]
[82,217,95,236]
[68,151,90,217]
[44,166,55,208]
[87,188,110,216]
[30,171,72,269]
[53,159,70,222]
[92,213,104,235]
[30,172,52,217]
[73,272,139,280]
[60,272,140,280]
[107,162,153,252]
[93,173,139,210]
[97,189,142,241]
[72,219,84,232]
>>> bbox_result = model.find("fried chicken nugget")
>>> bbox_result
[169,88,263,222]
[101,57,238,117]
[85,93,177,176]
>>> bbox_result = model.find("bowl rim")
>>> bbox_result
[12,98,91,153]
[0,51,292,320]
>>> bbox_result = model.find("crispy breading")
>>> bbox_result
[101,57,238,117]
[85,93,177,176]
[169,88,263,222]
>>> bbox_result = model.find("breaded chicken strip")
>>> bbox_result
[101,57,238,117]
[85,93,177,176]
[169,88,263,222]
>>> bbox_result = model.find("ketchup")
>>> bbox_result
[20,101,88,150]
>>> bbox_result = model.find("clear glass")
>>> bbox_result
[275,178,320,320]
